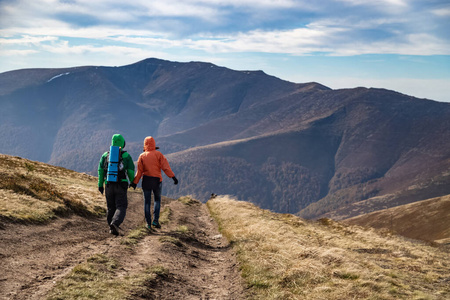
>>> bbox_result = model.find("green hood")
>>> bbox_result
[111,134,125,148]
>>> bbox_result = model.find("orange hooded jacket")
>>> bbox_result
[133,136,175,184]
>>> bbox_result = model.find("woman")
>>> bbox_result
[131,136,178,229]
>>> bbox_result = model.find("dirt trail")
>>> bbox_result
[126,198,244,300]
[0,192,244,299]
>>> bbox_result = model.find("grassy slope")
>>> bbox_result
[343,194,450,243]
[2,153,449,299]
[208,196,449,300]
[0,154,105,224]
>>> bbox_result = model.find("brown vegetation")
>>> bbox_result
[344,194,450,244]
[208,195,450,299]
[0,154,105,225]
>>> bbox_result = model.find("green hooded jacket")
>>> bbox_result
[98,134,135,187]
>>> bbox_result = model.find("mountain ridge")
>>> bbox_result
[1,58,449,219]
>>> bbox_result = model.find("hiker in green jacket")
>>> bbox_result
[98,134,135,236]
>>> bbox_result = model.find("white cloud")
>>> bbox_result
[432,7,450,17]
[173,26,450,56]
[338,0,408,8]
[109,36,183,48]
[0,35,58,45]
[2,23,449,61]
[37,40,161,58]
[0,49,38,56]
[325,33,450,56]
[1,0,448,57]
[0,0,223,26]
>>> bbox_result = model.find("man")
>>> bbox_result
[130,136,178,229]
[98,134,135,236]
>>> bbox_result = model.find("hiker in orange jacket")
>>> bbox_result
[130,136,178,229]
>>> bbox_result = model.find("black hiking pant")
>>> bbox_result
[105,182,128,227]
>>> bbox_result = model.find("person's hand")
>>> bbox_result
[98,186,104,194]
[129,182,137,190]
[172,176,178,185]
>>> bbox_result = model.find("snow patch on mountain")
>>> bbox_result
[47,72,70,82]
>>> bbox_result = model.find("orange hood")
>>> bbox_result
[144,136,156,152]
[133,136,175,184]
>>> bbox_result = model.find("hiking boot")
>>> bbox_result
[146,224,152,230]
[110,223,119,236]
[152,221,161,229]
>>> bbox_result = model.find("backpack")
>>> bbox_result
[104,146,127,182]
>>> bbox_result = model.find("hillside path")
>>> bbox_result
[0,192,244,299]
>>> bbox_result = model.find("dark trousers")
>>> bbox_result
[143,183,162,225]
[105,182,128,227]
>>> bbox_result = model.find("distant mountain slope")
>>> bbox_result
[165,88,450,216]
[1,58,449,219]
[343,194,450,243]
[166,128,340,212]
[0,58,303,172]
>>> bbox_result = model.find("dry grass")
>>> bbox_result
[0,154,105,224]
[344,194,450,243]
[121,224,150,246]
[176,225,189,234]
[47,254,128,300]
[178,195,200,206]
[46,254,162,300]
[207,196,450,300]
[159,236,184,247]
[159,206,171,225]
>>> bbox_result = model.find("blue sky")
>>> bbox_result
[1,0,449,102]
